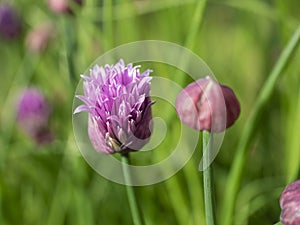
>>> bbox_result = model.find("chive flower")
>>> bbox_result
[74,59,154,154]
[17,88,53,144]
[47,0,83,14]
[175,76,240,132]
[280,180,300,225]
[26,23,54,53]
[0,4,21,39]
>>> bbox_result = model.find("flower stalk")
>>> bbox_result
[64,17,77,86]
[202,131,216,225]
[121,153,145,225]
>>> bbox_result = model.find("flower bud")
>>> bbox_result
[175,76,240,132]
[280,180,300,225]
[0,4,21,39]
[17,88,53,145]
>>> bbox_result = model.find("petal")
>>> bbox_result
[88,116,114,154]
[73,105,90,114]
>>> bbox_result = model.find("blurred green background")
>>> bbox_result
[1,0,300,224]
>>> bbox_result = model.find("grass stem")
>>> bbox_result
[63,17,77,86]
[121,154,145,225]
[202,131,216,225]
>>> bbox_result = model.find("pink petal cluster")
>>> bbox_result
[26,23,54,53]
[47,0,83,14]
[175,76,240,132]
[280,180,300,225]
[74,59,154,154]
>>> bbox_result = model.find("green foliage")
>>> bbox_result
[0,0,300,225]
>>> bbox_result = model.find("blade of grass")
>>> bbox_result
[285,87,300,182]
[236,188,282,225]
[63,17,77,86]
[202,131,216,225]
[214,0,298,30]
[221,24,300,225]
[216,0,277,21]
[165,0,208,125]
[82,0,198,21]
[0,53,39,142]
[235,178,283,224]
[153,124,190,225]
[121,154,145,225]
[183,157,205,225]
[45,135,76,225]
[103,0,113,51]
[175,0,207,85]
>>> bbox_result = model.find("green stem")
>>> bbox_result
[64,17,77,86]
[202,131,216,225]
[121,154,145,225]
[184,0,207,50]
[221,24,300,225]
[103,0,113,50]
[175,0,207,84]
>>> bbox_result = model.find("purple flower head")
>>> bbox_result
[17,88,53,145]
[175,76,240,132]
[0,4,21,39]
[280,180,300,225]
[74,59,154,154]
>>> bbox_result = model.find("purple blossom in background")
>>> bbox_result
[47,0,83,14]
[74,59,154,154]
[175,76,240,132]
[0,4,21,39]
[280,180,300,225]
[17,88,53,145]
[26,22,55,53]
